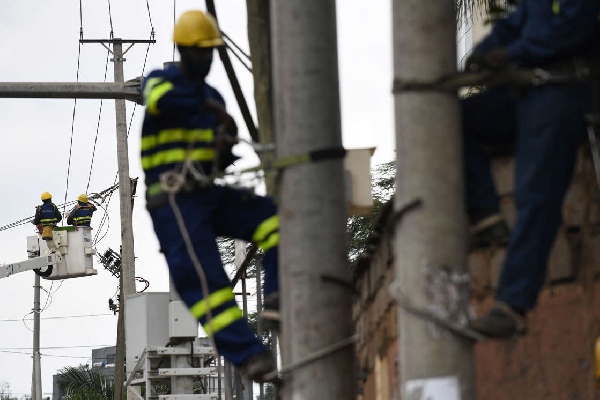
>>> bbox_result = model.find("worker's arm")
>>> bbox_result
[33,206,41,225]
[66,206,75,226]
[475,3,526,54]
[143,75,201,116]
[54,205,62,223]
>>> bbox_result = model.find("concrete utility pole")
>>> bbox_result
[32,274,42,400]
[80,38,154,400]
[392,1,476,399]
[272,1,354,399]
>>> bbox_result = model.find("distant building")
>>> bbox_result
[52,346,115,400]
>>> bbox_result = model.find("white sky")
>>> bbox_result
[0,0,395,396]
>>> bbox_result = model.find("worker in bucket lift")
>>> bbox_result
[464,0,600,338]
[67,194,97,227]
[33,192,62,240]
[141,10,278,382]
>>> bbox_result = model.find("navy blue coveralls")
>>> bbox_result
[67,202,96,227]
[34,201,62,227]
[465,0,600,310]
[142,64,279,366]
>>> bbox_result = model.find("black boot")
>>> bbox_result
[469,302,526,338]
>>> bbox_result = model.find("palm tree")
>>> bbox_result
[56,365,115,400]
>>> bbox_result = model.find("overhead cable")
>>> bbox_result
[86,50,111,193]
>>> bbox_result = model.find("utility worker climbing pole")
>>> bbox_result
[67,194,96,227]
[464,0,600,338]
[33,192,62,240]
[142,10,278,382]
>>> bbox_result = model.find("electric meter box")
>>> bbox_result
[28,227,97,280]
[344,147,375,216]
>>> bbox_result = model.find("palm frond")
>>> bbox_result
[56,365,115,399]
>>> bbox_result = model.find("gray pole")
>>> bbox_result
[271,1,354,399]
[392,0,476,398]
[111,39,136,400]
[112,40,136,299]
[32,274,41,400]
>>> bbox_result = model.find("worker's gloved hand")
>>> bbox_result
[465,51,487,72]
[205,99,238,137]
[465,47,509,71]
[484,47,509,69]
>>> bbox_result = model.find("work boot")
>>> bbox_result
[261,293,280,332]
[470,213,511,249]
[239,350,277,383]
[469,302,527,339]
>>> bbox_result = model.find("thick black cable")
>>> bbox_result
[205,0,259,142]
[86,50,111,193]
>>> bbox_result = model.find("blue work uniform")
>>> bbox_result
[34,201,62,227]
[465,0,600,310]
[142,64,279,366]
[67,201,96,227]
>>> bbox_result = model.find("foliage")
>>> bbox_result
[56,365,114,400]
[260,382,277,400]
[456,0,519,23]
[347,161,395,263]
[0,382,16,400]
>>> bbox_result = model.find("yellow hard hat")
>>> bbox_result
[78,194,88,203]
[173,11,225,48]
[41,192,52,201]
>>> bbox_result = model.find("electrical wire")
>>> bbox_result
[86,50,111,193]
[0,313,114,322]
[63,42,82,219]
[225,42,253,73]
[145,0,155,34]
[106,0,115,38]
[221,31,251,62]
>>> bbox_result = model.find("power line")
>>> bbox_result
[145,0,155,34]
[106,0,115,38]
[63,43,82,219]
[86,50,111,193]
[221,31,251,61]
[172,0,176,62]
[0,345,112,350]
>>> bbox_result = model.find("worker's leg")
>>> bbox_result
[463,86,518,217]
[149,191,267,366]
[496,83,589,310]
[212,186,279,299]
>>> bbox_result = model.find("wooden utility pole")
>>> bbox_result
[392,1,476,399]
[272,1,354,399]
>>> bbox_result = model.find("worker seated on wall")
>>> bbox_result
[67,194,97,228]
[33,192,62,240]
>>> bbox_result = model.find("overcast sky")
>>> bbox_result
[0,0,395,396]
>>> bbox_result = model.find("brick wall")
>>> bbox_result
[353,150,600,399]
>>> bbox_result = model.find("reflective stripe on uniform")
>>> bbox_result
[40,218,57,223]
[252,215,279,252]
[74,217,92,222]
[190,287,236,319]
[202,306,243,335]
[144,78,174,115]
[141,148,216,170]
[552,0,559,15]
[141,128,215,151]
